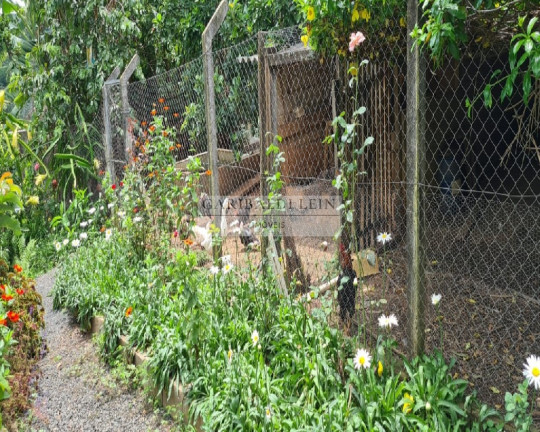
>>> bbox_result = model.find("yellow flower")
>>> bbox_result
[360,8,370,22]
[352,9,360,22]
[301,34,309,47]
[377,361,383,377]
[307,6,315,21]
[400,17,406,28]
[26,195,39,205]
[35,174,47,186]
[403,393,414,414]
[349,62,358,77]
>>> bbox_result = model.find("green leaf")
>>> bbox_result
[54,153,92,169]
[483,85,492,108]
[0,215,21,234]
[527,17,538,35]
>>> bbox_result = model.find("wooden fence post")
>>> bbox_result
[406,0,427,357]
[120,54,140,164]
[103,67,120,185]
[203,0,228,259]
[258,31,269,259]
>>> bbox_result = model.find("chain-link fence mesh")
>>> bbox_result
[94,26,540,414]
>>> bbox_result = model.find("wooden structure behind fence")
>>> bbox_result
[356,60,407,249]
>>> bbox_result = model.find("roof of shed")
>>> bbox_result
[236,43,316,67]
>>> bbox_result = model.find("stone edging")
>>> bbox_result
[90,316,203,430]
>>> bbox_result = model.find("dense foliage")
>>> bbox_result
[54,230,525,430]
[0,261,44,430]
[48,111,535,430]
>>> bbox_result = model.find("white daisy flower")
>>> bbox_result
[117,210,126,218]
[251,330,259,346]
[99,206,104,211]
[88,207,96,215]
[62,239,69,246]
[80,221,88,228]
[210,266,219,275]
[376,232,392,245]
[107,203,114,209]
[353,348,372,370]
[54,242,62,252]
[523,355,540,390]
[105,228,113,240]
[222,263,234,274]
[133,216,142,223]
[71,239,81,248]
[79,232,88,240]
[378,314,398,328]
[265,406,272,420]
[431,294,442,306]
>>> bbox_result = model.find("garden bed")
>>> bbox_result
[325,246,540,419]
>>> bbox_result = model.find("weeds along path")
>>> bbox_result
[27,269,169,432]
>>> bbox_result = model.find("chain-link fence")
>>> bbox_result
[94,25,540,413]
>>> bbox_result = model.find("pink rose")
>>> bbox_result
[349,31,366,52]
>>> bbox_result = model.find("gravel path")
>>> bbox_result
[27,269,172,432]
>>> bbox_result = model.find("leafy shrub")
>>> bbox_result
[0,261,44,430]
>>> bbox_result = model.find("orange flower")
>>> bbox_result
[183,239,194,246]
[162,131,169,137]
[173,113,180,118]
[125,306,133,317]
[158,98,165,104]
[149,125,156,132]
[205,170,212,176]
[141,121,147,127]
[7,311,19,322]
[1,294,13,302]
[151,109,157,116]
[164,106,170,111]
[148,172,155,178]
[0,285,5,292]
[176,143,182,149]
[100,226,106,233]
[13,264,22,273]
[169,146,175,152]
[0,319,6,326]
[16,289,24,295]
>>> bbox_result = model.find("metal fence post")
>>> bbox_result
[203,0,228,259]
[406,0,427,357]
[103,67,120,185]
[120,54,140,163]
